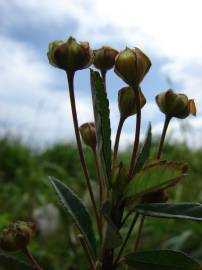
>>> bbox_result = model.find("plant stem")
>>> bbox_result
[128,87,141,180]
[22,247,44,270]
[120,210,132,227]
[131,117,171,251]
[79,236,96,270]
[102,249,114,270]
[67,71,102,240]
[113,117,125,165]
[113,213,139,269]
[133,215,145,251]
[92,146,104,237]
[157,116,171,159]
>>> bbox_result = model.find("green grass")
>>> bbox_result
[0,137,202,269]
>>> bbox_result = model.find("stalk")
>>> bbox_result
[157,116,171,159]
[22,247,44,270]
[128,87,141,180]
[79,236,96,270]
[133,215,145,251]
[67,71,102,240]
[102,249,114,270]
[113,117,125,164]
[133,116,172,250]
[113,213,139,269]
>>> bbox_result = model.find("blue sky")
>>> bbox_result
[0,0,202,148]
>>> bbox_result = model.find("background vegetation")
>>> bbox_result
[0,137,202,270]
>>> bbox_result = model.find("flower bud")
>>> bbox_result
[114,47,151,86]
[118,87,146,119]
[156,89,197,119]
[0,221,36,252]
[79,122,96,148]
[93,46,118,71]
[47,37,94,72]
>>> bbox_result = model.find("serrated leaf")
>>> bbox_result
[135,203,202,221]
[135,123,152,173]
[0,254,37,270]
[124,250,201,270]
[124,160,187,205]
[102,201,122,249]
[49,176,97,260]
[90,70,111,188]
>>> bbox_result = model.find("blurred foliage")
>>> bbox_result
[0,137,202,269]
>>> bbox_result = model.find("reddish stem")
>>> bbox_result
[67,71,102,240]
[22,247,44,270]
[157,116,171,159]
[128,87,141,180]
[113,117,125,164]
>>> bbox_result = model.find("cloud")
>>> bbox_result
[0,35,95,146]
[1,0,202,148]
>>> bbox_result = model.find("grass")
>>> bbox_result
[0,137,202,269]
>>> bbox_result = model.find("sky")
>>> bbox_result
[0,0,202,149]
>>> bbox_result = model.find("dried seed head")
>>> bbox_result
[93,46,118,71]
[47,37,94,72]
[118,86,146,119]
[0,221,36,252]
[79,122,97,148]
[115,47,151,86]
[156,89,197,119]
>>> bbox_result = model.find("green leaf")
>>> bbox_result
[124,250,201,270]
[124,160,187,205]
[135,123,152,173]
[162,230,193,250]
[101,201,122,249]
[0,254,37,270]
[90,70,111,188]
[49,176,97,260]
[135,203,202,221]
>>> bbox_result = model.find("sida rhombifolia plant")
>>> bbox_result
[0,36,201,270]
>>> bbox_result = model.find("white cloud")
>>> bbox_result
[4,0,202,98]
[0,35,94,146]
[1,0,202,147]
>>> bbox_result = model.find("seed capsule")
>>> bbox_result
[115,47,151,86]
[0,221,36,252]
[156,89,196,119]
[118,87,146,119]
[93,46,118,71]
[47,36,94,72]
[79,122,96,148]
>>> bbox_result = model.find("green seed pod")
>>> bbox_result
[156,89,196,119]
[114,47,151,86]
[79,122,96,148]
[118,87,146,119]
[93,46,118,71]
[47,36,94,72]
